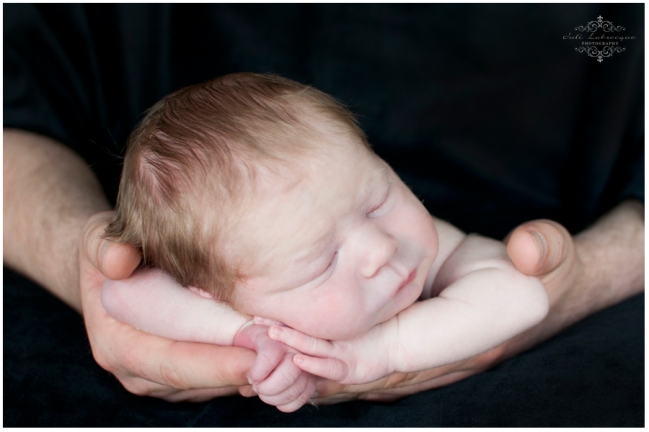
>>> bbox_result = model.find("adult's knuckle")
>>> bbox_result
[90,346,117,374]
[90,350,109,370]
[383,371,417,387]
[120,377,151,397]
[158,361,188,390]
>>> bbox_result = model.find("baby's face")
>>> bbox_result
[229,141,439,340]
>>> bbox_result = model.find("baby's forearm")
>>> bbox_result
[101,268,249,345]
[391,264,548,373]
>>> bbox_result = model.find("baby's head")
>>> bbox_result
[107,73,439,340]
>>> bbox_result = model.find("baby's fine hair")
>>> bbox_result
[105,72,368,303]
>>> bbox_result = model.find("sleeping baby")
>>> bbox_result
[101,72,549,412]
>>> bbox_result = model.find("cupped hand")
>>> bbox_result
[79,212,256,402]
[311,218,582,404]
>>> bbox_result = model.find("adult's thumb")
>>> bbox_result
[81,211,141,280]
[506,220,573,278]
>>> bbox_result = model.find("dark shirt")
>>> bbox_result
[4,4,644,238]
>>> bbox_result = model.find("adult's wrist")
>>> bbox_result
[572,200,644,314]
[4,129,111,312]
[501,199,643,360]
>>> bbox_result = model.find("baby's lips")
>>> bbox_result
[254,316,285,327]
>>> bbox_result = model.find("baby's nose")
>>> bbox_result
[358,230,398,279]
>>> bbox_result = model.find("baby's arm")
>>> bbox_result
[101,267,249,345]
[101,268,315,412]
[392,234,549,371]
[271,234,549,384]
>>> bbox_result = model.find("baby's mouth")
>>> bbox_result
[397,269,417,292]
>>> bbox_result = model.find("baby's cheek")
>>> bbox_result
[299,290,363,340]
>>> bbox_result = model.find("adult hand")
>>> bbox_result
[80,212,256,402]
[310,200,644,404]
[5,130,256,402]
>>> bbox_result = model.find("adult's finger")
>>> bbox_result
[131,338,256,391]
[505,219,573,277]
[123,376,241,402]
[81,211,141,280]
[157,386,242,403]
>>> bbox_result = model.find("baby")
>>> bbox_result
[101,73,549,412]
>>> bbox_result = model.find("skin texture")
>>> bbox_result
[3,128,644,404]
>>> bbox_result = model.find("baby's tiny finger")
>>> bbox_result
[294,355,349,383]
[269,326,331,356]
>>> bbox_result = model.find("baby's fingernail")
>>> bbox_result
[294,355,304,365]
[271,326,283,336]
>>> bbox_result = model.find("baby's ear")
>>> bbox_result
[187,285,215,299]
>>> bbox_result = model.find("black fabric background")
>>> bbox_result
[3,4,644,426]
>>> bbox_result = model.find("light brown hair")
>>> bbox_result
[105,72,368,304]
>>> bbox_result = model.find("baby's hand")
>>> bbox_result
[268,322,395,385]
[233,322,316,412]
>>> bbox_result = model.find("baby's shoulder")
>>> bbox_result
[452,233,509,262]
[433,218,507,263]
[427,220,514,297]
[435,233,515,291]
[431,217,465,260]
[424,217,465,296]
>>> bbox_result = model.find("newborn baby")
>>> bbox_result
[102,72,549,412]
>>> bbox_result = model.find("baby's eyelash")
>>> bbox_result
[316,251,338,283]
[323,252,338,274]
[367,188,391,216]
